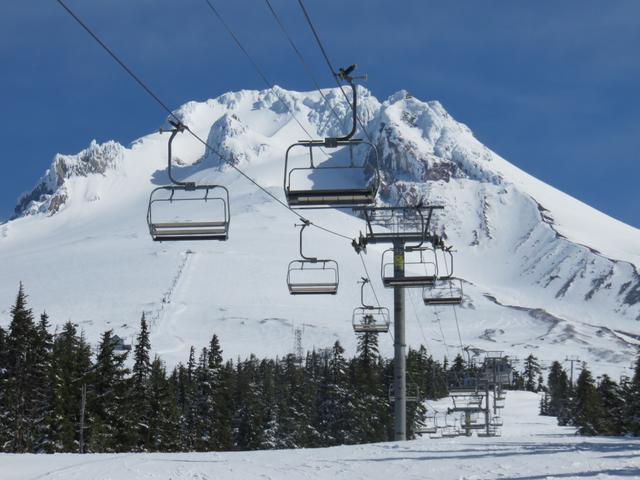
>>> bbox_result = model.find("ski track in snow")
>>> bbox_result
[2,392,639,480]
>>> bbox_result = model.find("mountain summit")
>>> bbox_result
[2,87,639,376]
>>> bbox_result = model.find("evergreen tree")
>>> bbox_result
[193,346,218,451]
[31,312,54,452]
[449,353,466,388]
[233,355,264,450]
[260,358,280,449]
[539,392,549,415]
[523,354,541,392]
[570,366,604,435]
[0,325,7,450]
[87,330,131,452]
[49,323,92,452]
[147,357,180,451]
[210,359,235,451]
[175,346,198,450]
[277,354,310,448]
[623,351,640,435]
[546,361,570,418]
[511,369,525,390]
[352,330,387,443]
[4,283,39,452]
[406,348,427,439]
[130,314,152,450]
[317,341,354,445]
[597,374,623,436]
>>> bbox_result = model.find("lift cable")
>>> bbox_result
[296,0,375,144]
[452,303,466,358]
[203,0,384,304]
[408,288,433,352]
[434,307,451,360]
[203,0,317,143]
[263,0,342,124]
[55,0,176,120]
[358,252,382,307]
[56,0,355,241]
[409,289,452,399]
[56,0,386,305]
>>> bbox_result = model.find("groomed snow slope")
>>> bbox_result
[1,87,639,378]
[3,391,639,480]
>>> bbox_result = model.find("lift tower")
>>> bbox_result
[355,204,444,440]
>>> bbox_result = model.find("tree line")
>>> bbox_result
[0,284,450,453]
[506,352,640,436]
[2,284,638,453]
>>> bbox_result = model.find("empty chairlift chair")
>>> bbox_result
[287,221,339,295]
[352,278,390,333]
[420,413,439,435]
[283,65,380,209]
[423,278,463,305]
[441,415,460,438]
[147,122,230,241]
[381,246,438,287]
[491,416,504,427]
[423,246,463,304]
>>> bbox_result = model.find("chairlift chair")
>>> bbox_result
[352,278,390,333]
[448,370,479,393]
[381,246,438,288]
[465,422,488,430]
[440,415,459,438]
[147,121,230,242]
[287,221,339,295]
[423,278,464,305]
[450,393,484,413]
[419,413,439,435]
[283,65,380,208]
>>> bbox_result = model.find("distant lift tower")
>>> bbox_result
[354,204,444,440]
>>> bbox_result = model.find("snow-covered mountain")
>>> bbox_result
[1,87,639,378]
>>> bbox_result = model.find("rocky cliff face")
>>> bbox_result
[15,140,124,217]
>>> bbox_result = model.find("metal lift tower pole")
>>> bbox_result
[393,240,406,441]
[357,204,444,442]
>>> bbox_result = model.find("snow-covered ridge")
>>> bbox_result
[2,86,639,376]
[14,140,124,217]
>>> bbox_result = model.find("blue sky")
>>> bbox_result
[1,1,638,226]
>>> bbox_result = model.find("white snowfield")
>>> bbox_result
[2,392,638,480]
[1,87,639,378]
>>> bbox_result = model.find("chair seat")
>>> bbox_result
[287,188,375,207]
[353,325,389,333]
[424,297,463,305]
[288,283,338,295]
[153,221,227,228]
[150,222,228,242]
[383,276,436,287]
